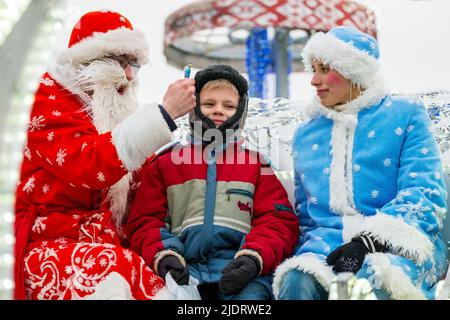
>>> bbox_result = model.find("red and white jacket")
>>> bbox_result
[126,141,300,284]
[14,73,172,299]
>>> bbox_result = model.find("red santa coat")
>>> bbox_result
[14,73,166,299]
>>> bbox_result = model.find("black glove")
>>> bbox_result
[326,234,387,274]
[157,255,190,285]
[219,255,261,296]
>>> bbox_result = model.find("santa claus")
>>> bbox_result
[14,10,196,299]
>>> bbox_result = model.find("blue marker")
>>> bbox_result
[184,63,192,78]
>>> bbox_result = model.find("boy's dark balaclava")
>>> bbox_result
[189,64,249,144]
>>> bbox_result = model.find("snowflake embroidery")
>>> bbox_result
[65,266,73,275]
[149,274,159,285]
[371,190,379,198]
[310,197,318,205]
[407,125,414,132]
[40,77,54,86]
[323,167,330,175]
[83,255,96,269]
[383,159,391,167]
[51,110,62,117]
[74,133,81,138]
[433,204,447,229]
[81,142,88,151]
[385,100,393,108]
[99,258,107,267]
[23,176,36,193]
[311,144,319,151]
[24,145,31,161]
[420,148,429,155]
[97,172,106,182]
[339,257,359,272]
[123,249,133,263]
[396,190,412,203]
[56,149,67,167]
[353,164,361,172]
[48,95,56,100]
[396,198,430,221]
[42,184,50,194]
[82,183,91,189]
[434,172,441,180]
[368,131,376,139]
[409,172,418,179]
[32,217,47,234]
[55,237,67,245]
[395,127,403,136]
[424,188,440,197]
[29,115,46,132]
[47,132,55,141]
[119,16,126,22]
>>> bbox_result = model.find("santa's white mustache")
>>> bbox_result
[75,58,136,93]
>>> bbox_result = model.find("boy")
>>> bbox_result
[126,65,299,300]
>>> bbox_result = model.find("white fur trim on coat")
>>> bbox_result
[328,113,359,216]
[57,27,149,66]
[302,31,379,89]
[112,103,172,171]
[305,75,388,119]
[305,77,387,218]
[81,272,134,300]
[272,253,334,299]
[235,249,264,276]
[153,249,187,273]
[365,253,426,300]
[342,214,433,264]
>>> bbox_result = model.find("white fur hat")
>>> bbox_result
[302,26,380,89]
[56,10,149,66]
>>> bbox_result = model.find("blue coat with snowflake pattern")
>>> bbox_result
[273,81,448,300]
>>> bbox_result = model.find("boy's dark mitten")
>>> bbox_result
[157,255,190,285]
[219,255,260,296]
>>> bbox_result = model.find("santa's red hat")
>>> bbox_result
[57,10,149,66]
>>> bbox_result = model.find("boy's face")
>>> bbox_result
[199,87,239,127]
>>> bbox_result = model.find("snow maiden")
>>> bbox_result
[274,26,448,300]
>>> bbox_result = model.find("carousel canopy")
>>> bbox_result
[163,0,377,72]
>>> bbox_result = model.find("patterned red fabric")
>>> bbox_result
[14,73,162,299]
[24,216,164,300]
[69,11,133,48]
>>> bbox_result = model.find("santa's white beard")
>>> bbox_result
[55,60,138,229]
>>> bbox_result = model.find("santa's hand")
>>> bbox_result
[162,78,196,119]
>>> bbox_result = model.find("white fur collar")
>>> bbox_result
[305,76,389,121]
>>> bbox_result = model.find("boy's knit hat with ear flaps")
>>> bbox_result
[302,26,380,89]
[189,64,249,143]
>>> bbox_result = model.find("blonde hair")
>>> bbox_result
[201,79,239,96]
